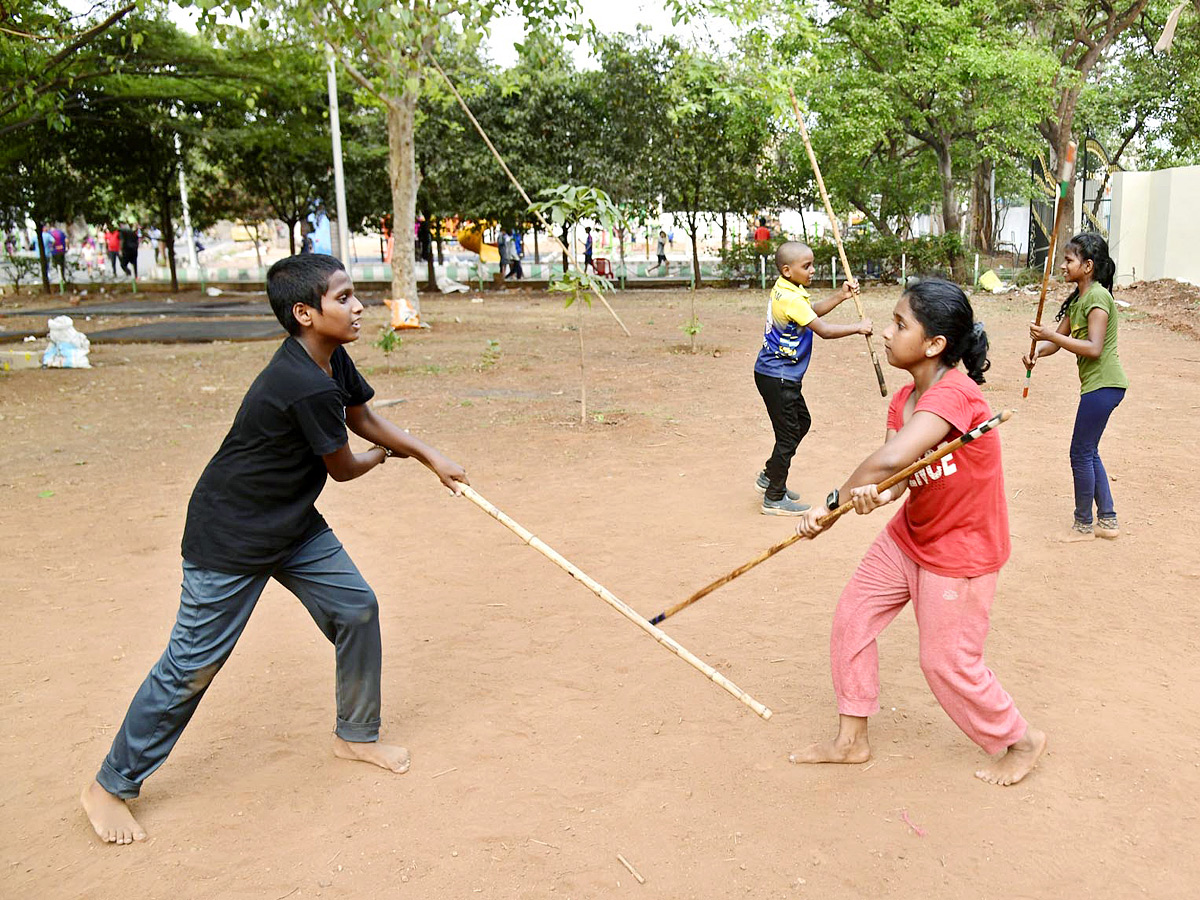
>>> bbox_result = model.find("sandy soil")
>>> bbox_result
[2,281,1199,899]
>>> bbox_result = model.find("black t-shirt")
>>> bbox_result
[181,337,374,573]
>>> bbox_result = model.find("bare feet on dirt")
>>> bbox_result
[80,781,146,845]
[789,715,871,765]
[975,727,1047,786]
[333,736,411,774]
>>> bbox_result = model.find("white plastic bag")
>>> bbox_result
[42,315,91,368]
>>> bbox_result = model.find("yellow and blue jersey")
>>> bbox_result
[753,276,817,380]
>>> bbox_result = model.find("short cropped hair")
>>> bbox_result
[266,254,346,335]
[775,241,811,274]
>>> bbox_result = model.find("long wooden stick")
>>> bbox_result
[1024,140,1077,399]
[648,410,1013,625]
[457,484,773,720]
[428,56,631,338]
[787,86,887,398]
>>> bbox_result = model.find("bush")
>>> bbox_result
[807,233,964,284]
[1,252,43,292]
[720,231,968,285]
[719,237,789,279]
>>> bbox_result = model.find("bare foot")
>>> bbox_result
[788,735,871,765]
[80,781,146,845]
[333,736,410,774]
[789,716,871,765]
[975,727,1047,786]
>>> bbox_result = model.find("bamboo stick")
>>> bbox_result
[787,86,888,397]
[649,410,1013,624]
[428,56,631,338]
[1024,141,1077,399]
[457,484,772,720]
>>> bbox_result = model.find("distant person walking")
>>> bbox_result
[119,224,139,278]
[650,230,668,275]
[583,226,595,273]
[50,224,69,284]
[38,224,54,283]
[104,225,121,275]
[508,230,524,280]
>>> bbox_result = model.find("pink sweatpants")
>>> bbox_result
[831,529,1027,754]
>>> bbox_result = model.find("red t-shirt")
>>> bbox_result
[754,226,771,243]
[105,230,121,252]
[884,368,1009,577]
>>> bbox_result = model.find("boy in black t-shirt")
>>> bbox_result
[82,254,468,845]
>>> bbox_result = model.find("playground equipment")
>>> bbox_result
[456,222,500,264]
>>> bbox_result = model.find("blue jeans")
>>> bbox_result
[97,528,381,799]
[1070,387,1125,525]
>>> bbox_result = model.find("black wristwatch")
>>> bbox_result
[826,488,840,510]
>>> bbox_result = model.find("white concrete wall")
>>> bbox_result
[1110,166,1200,286]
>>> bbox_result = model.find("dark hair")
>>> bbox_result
[775,240,811,274]
[266,254,346,335]
[903,277,991,384]
[1056,232,1115,322]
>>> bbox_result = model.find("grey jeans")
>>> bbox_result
[97,528,381,799]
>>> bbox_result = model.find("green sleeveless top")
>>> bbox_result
[1068,282,1128,394]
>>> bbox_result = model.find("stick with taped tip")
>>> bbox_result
[1024,141,1077,399]
[457,483,773,720]
[649,410,1014,625]
[787,86,888,398]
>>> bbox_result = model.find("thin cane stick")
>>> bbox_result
[1024,140,1077,399]
[457,484,773,720]
[428,56,631,338]
[649,410,1013,625]
[787,87,887,398]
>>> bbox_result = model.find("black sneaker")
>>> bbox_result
[755,469,800,501]
[761,495,811,516]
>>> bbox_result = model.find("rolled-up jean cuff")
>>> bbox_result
[836,697,880,718]
[96,761,142,800]
[336,717,380,742]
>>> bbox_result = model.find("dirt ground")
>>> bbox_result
[2,281,1199,899]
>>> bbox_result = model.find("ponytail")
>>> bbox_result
[962,321,991,385]
[1056,232,1115,321]
[904,277,991,384]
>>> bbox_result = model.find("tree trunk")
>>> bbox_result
[617,225,626,285]
[933,144,966,278]
[386,92,419,313]
[161,179,178,292]
[286,215,297,256]
[560,223,569,273]
[34,218,50,293]
[434,216,443,265]
[688,212,702,288]
[970,160,994,254]
[720,211,728,252]
[422,209,435,290]
[577,296,586,426]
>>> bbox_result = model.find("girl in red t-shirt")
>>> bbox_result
[791,278,1045,786]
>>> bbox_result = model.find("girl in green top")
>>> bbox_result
[1024,233,1128,542]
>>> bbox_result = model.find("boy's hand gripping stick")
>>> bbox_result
[648,410,1014,625]
[1024,140,1077,399]
[788,86,888,398]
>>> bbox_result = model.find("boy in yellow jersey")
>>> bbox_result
[754,241,871,514]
